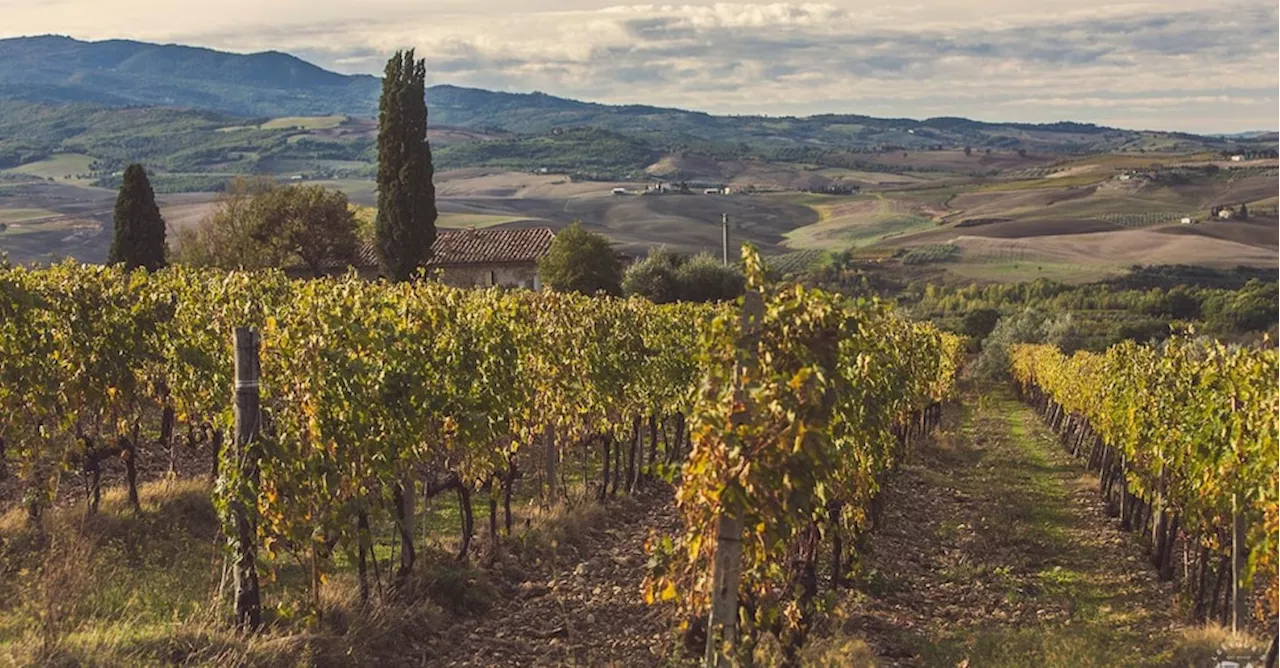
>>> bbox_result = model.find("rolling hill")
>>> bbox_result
[1,35,1276,279]
[2,36,1275,157]
[0,35,381,116]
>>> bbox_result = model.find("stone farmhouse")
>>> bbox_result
[295,227,556,288]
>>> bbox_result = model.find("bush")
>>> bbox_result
[622,247,682,304]
[1111,318,1172,346]
[673,254,745,303]
[973,308,1081,379]
[538,222,624,296]
[1202,279,1278,333]
[1142,285,1202,320]
[623,248,744,303]
[961,308,1001,342]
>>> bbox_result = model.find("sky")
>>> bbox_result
[2,0,1277,133]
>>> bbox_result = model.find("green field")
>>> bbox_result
[2,154,97,182]
[783,193,939,250]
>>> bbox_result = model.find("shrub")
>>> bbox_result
[623,248,744,303]
[622,247,682,304]
[538,221,624,296]
[961,308,1001,342]
[672,254,744,303]
[973,308,1081,379]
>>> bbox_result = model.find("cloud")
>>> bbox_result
[2,0,1275,132]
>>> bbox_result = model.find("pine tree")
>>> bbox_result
[108,164,166,271]
[375,49,438,281]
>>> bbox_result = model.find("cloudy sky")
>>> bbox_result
[2,0,1277,133]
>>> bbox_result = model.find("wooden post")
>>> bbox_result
[1150,466,1165,561]
[1231,492,1248,632]
[396,472,416,582]
[704,290,763,667]
[544,425,557,505]
[231,327,262,631]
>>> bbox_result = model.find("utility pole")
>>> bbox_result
[721,213,730,266]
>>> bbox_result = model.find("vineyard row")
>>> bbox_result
[0,249,963,656]
[1010,339,1278,633]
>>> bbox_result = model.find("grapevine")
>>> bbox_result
[1010,338,1278,625]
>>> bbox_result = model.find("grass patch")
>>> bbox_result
[783,191,937,251]
[0,451,619,666]
[836,384,1264,666]
[1,154,97,182]
[259,116,347,131]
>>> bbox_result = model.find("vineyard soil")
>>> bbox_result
[433,484,684,667]
[831,384,1258,666]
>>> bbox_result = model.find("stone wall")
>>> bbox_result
[432,262,541,289]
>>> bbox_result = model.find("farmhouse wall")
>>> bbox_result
[433,262,540,289]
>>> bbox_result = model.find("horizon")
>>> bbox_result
[3,33,1277,138]
[1,1,1276,135]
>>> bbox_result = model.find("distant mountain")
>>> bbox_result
[0,35,380,116]
[429,84,1086,151]
[1,35,1275,162]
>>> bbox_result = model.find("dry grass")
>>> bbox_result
[948,228,1277,269]
[258,116,347,131]
[1167,625,1271,667]
[0,475,624,666]
[979,173,1109,192]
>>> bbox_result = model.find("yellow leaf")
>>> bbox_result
[661,581,677,601]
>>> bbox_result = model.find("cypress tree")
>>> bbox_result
[375,49,438,281]
[108,164,166,271]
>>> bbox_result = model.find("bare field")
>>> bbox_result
[1,161,1275,281]
[1153,217,1278,248]
[434,170,642,199]
[948,227,1277,269]
[159,198,221,231]
[438,190,818,257]
[644,155,903,192]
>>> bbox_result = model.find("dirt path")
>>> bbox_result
[437,484,684,667]
[841,384,1192,667]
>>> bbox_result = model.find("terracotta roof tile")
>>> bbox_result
[429,227,555,266]
[352,227,555,269]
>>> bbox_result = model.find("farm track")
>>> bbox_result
[437,484,685,667]
[839,384,1188,666]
